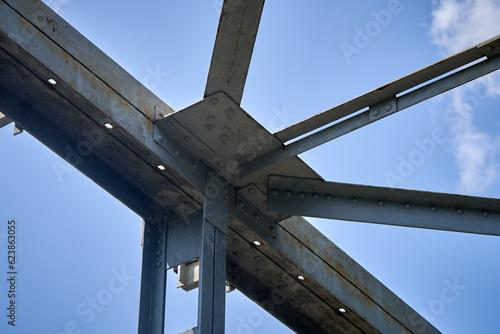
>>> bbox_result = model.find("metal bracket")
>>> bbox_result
[368,97,397,122]
[203,171,229,235]
[236,189,276,238]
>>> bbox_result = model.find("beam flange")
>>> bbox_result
[240,51,500,177]
[275,34,500,142]
[268,175,500,236]
[204,0,265,104]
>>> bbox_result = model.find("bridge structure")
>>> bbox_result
[1,0,499,333]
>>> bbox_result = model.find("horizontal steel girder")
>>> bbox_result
[267,175,500,236]
[240,36,500,177]
[0,0,441,333]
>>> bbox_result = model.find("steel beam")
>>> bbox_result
[204,0,265,104]
[267,175,500,236]
[138,221,168,334]
[197,171,229,334]
[240,50,500,177]
[275,34,500,142]
[0,112,12,129]
[0,1,443,333]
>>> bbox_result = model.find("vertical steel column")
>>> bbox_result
[138,220,168,334]
[197,172,229,334]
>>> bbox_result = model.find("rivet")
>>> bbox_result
[205,124,214,131]
[156,250,162,257]
[456,208,463,215]
[184,136,191,142]
[192,163,198,169]
[482,211,489,217]
[373,109,380,117]
[156,262,161,268]
[404,203,411,209]
[220,134,229,141]
[430,205,437,212]
[223,126,231,132]
[272,189,279,196]
[238,201,244,208]
[157,239,163,245]
[207,115,215,122]
[299,192,305,199]
[325,195,332,200]
[156,135,163,142]
[385,104,393,112]
[285,191,292,198]
[352,198,359,204]
[378,200,385,206]
[312,193,319,200]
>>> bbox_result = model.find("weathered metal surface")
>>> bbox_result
[0,0,444,333]
[138,221,168,334]
[0,111,12,129]
[268,175,500,236]
[204,0,266,104]
[240,44,500,177]
[275,34,500,142]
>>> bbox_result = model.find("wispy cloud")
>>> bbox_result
[430,0,500,194]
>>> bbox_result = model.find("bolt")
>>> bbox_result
[325,195,332,200]
[205,124,214,131]
[404,203,411,209]
[220,134,229,141]
[272,189,279,196]
[482,211,489,217]
[378,200,385,206]
[312,193,319,199]
[373,109,380,117]
[156,262,161,268]
[156,250,162,257]
[352,198,359,204]
[207,115,216,122]
[157,239,163,245]
[430,205,437,212]
[385,104,393,112]
[456,208,463,215]
[285,191,292,198]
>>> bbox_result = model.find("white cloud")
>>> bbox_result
[430,0,500,194]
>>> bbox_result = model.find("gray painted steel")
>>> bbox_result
[240,43,500,177]
[267,175,500,236]
[2,0,497,333]
[138,221,168,334]
[275,34,500,142]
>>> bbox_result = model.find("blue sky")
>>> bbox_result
[1,0,499,333]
